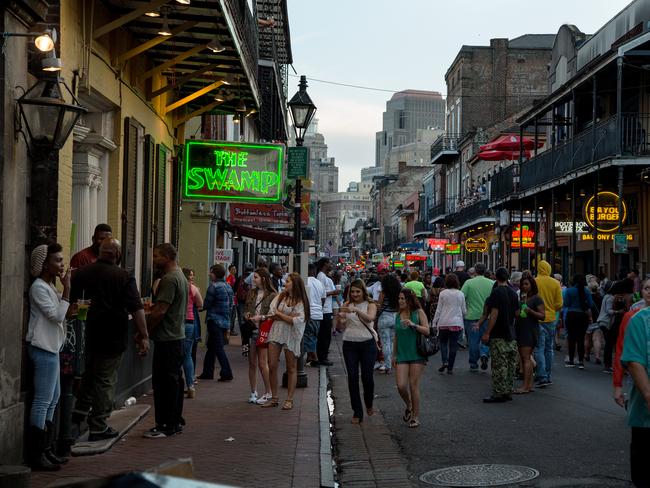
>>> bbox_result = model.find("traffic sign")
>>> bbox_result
[287,147,309,179]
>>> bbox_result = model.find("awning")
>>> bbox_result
[220,220,294,247]
[479,135,543,152]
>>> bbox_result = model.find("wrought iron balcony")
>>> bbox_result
[446,200,490,229]
[428,202,446,223]
[413,221,432,237]
[431,134,461,164]
[490,165,515,202]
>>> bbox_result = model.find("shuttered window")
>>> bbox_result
[122,117,139,277]
[141,135,155,290]
[154,144,168,246]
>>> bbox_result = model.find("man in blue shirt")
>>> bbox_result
[198,264,234,381]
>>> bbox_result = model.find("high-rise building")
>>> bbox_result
[375,89,445,168]
[303,119,339,194]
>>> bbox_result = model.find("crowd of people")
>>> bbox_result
[23,229,650,485]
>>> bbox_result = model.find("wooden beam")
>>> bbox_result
[117,21,198,65]
[148,64,224,100]
[173,101,224,128]
[164,80,225,114]
[142,44,206,80]
[93,0,171,39]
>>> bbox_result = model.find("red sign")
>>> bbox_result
[426,238,448,251]
[512,224,535,249]
[445,243,461,255]
[230,202,309,226]
[406,254,427,261]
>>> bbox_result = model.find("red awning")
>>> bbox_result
[220,221,294,247]
[477,149,531,161]
[479,135,543,152]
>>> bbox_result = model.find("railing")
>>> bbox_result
[414,221,431,234]
[428,202,446,221]
[431,134,462,162]
[447,200,489,228]
[224,0,259,88]
[490,165,515,202]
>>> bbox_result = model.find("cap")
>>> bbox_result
[30,244,48,278]
[455,260,465,268]
[377,263,388,273]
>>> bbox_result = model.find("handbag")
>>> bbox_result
[255,319,274,348]
[416,312,439,357]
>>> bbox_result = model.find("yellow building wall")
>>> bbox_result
[178,207,213,295]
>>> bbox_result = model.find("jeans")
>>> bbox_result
[73,351,123,433]
[28,345,61,429]
[183,322,196,387]
[439,329,461,370]
[342,339,377,420]
[464,319,489,368]
[317,313,333,362]
[201,319,233,379]
[378,312,396,369]
[534,321,557,382]
[152,340,185,429]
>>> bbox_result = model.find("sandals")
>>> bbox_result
[261,397,279,408]
[281,399,294,410]
[402,408,412,423]
[408,418,420,428]
[513,388,533,395]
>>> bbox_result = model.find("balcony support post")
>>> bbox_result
[571,181,577,279]
[534,117,538,156]
[534,196,539,275]
[593,170,599,274]
[617,166,624,234]
[616,56,623,157]
[551,188,556,271]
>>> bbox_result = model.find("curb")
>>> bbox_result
[319,366,336,488]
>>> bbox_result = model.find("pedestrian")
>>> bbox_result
[432,273,466,374]
[181,268,203,398]
[597,281,616,368]
[510,271,523,294]
[143,243,188,438]
[243,268,277,405]
[235,263,254,349]
[263,273,310,410]
[404,271,427,308]
[534,260,564,388]
[394,288,430,428]
[26,243,71,470]
[428,276,444,323]
[461,262,494,372]
[514,275,544,393]
[603,278,634,373]
[585,281,603,364]
[454,260,470,287]
[305,263,326,367]
[198,264,234,382]
[70,223,112,269]
[332,270,344,321]
[377,273,401,374]
[71,239,149,441]
[269,262,285,293]
[481,267,519,403]
[317,258,338,366]
[227,264,239,336]
[620,307,650,487]
[563,274,594,369]
[337,280,378,424]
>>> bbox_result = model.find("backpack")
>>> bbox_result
[236,276,250,302]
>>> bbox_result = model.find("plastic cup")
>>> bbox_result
[141,297,152,314]
[77,299,91,321]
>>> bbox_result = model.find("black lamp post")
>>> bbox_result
[286,75,316,389]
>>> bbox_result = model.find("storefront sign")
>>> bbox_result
[230,203,309,225]
[400,242,422,251]
[580,233,633,241]
[554,221,588,235]
[214,248,233,266]
[445,243,461,255]
[426,238,448,251]
[464,237,488,253]
[584,191,627,233]
[406,254,427,261]
[257,247,291,256]
[287,147,309,179]
[511,224,535,249]
[183,140,284,203]
[613,234,629,254]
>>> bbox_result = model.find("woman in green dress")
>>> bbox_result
[393,288,430,428]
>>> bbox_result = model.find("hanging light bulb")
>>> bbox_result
[176,0,191,4]
[236,99,247,112]
[207,38,225,53]
[233,114,240,124]
[42,48,62,72]
[214,94,224,102]
[158,15,172,36]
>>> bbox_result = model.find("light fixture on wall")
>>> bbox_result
[233,114,240,124]
[158,15,173,36]
[176,0,191,4]
[145,10,160,17]
[579,188,586,197]
[2,28,57,52]
[214,94,224,102]
[42,49,62,72]
[207,37,225,53]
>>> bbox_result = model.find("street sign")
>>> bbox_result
[613,233,628,254]
[287,147,309,179]
[257,247,291,256]
[214,248,233,266]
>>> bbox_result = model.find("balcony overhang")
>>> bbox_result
[447,216,495,234]
[431,150,459,165]
[413,229,434,238]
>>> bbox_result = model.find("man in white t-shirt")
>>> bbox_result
[306,263,326,366]
[316,257,338,366]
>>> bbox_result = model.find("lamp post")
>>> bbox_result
[286,75,316,389]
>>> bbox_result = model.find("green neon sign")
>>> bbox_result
[183,140,284,203]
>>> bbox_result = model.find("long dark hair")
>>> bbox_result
[572,274,588,311]
[347,279,371,303]
[521,275,539,297]
[381,274,401,309]
[277,272,310,323]
[255,267,276,296]
[399,288,421,312]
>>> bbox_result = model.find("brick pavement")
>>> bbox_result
[31,338,322,488]
[329,335,415,488]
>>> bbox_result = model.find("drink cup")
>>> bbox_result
[77,299,91,321]
[142,297,152,314]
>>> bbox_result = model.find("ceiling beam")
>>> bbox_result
[142,44,206,80]
[94,0,171,39]
[173,101,224,128]
[117,21,198,65]
[164,80,226,114]
[148,63,224,100]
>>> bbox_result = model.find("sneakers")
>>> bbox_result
[248,391,258,404]
[256,393,272,405]
[378,365,387,373]
[480,356,489,371]
[88,426,120,442]
[565,360,575,368]
[187,386,196,399]
[577,363,585,370]
[143,425,181,439]
[602,367,614,374]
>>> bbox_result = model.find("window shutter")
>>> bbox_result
[122,118,139,276]
[170,152,181,248]
[141,135,155,290]
[154,144,167,246]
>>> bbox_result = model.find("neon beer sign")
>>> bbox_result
[183,140,284,203]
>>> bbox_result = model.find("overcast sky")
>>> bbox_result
[286,0,633,190]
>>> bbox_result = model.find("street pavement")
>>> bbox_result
[330,337,633,487]
[31,337,322,488]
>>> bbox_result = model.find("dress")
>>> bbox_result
[516,295,542,348]
[267,295,306,356]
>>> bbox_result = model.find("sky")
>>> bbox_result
[286,0,633,190]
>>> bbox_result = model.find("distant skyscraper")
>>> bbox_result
[375,90,445,168]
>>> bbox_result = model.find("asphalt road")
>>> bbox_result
[371,346,633,487]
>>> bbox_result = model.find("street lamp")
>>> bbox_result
[286,75,316,389]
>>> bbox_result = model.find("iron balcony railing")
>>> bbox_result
[446,200,489,228]
[428,202,446,222]
[490,165,515,202]
[224,0,259,90]
[431,134,462,163]
[414,221,431,235]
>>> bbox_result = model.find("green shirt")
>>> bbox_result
[461,276,495,320]
[395,311,426,362]
[404,280,425,298]
[621,308,650,428]
[152,268,188,342]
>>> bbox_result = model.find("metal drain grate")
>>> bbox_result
[420,464,540,486]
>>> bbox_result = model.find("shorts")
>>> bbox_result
[303,319,320,353]
[396,359,427,365]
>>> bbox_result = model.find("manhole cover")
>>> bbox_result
[420,464,539,487]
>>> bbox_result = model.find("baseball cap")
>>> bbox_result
[455,260,465,268]
[377,263,388,273]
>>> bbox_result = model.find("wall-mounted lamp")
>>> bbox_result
[2,28,57,52]
[42,49,62,72]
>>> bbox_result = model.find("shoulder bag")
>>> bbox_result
[415,311,439,357]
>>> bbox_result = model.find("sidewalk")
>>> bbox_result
[31,337,325,488]
[328,335,415,488]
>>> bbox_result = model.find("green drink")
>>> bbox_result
[77,299,90,321]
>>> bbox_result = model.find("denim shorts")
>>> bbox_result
[303,319,320,353]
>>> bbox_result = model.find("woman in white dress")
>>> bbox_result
[262,272,310,410]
